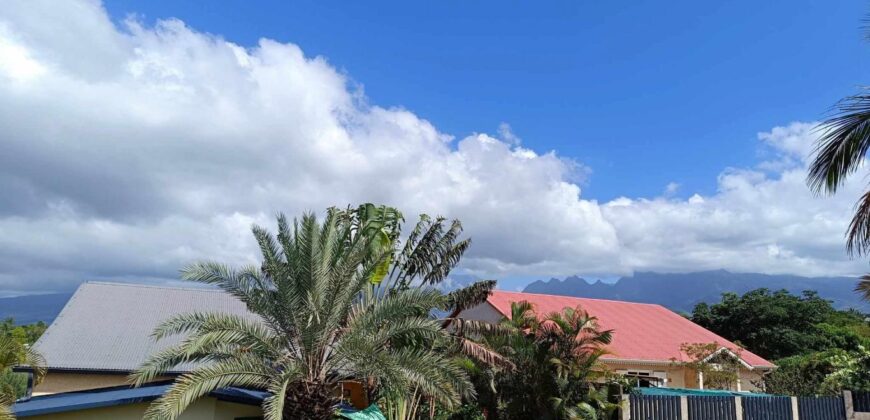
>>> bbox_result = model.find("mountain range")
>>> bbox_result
[1,270,867,325]
[0,292,73,324]
[523,270,870,313]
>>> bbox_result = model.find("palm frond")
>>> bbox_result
[809,92,870,195]
[857,274,870,302]
[260,365,304,420]
[0,393,14,420]
[391,216,470,289]
[388,348,472,409]
[446,280,496,312]
[845,188,870,256]
[23,346,45,386]
[449,335,515,369]
[143,357,272,420]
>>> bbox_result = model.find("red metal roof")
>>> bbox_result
[486,290,774,368]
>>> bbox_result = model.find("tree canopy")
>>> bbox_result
[691,288,869,361]
[691,288,870,396]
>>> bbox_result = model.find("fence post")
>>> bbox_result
[680,396,688,420]
[621,394,630,420]
[735,396,743,420]
[790,396,799,420]
[845,390,853,420]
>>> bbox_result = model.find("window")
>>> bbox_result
[618,370,668,388]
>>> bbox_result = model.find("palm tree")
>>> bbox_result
[0,337,45,420]
[353,206,510,419]
[477,302,615,419]
[807,21,870,301]
[132,207,474,420]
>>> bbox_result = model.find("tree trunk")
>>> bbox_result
[282,381,340,420]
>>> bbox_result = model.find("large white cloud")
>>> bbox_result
[0,0,865,295]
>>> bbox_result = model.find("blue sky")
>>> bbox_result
[104,0,870,200]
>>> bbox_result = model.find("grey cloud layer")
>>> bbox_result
[0,1,864,294]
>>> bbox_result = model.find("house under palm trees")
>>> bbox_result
[458,290,775,391]
[11,282,367,419]
[11,284,777,418]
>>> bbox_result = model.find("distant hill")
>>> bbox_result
[0,274,484,326]
[0,293,73,324]
[523,270,870,313]
[3,271,867,325]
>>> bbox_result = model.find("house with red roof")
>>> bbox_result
[459,290,775,392]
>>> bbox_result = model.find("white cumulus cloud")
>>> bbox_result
[0,1,866,295]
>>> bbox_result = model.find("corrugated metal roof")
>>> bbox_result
[486,290,775,368]
[32,282,255,372]
[12,382,266,417]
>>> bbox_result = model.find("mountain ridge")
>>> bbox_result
[2,271,867,325]
[523,270,869,313]
[0,292,73,324]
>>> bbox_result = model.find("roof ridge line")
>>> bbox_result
[84,281,224,293]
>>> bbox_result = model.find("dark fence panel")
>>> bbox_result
[855,391,870,413]
[798,395,845,420]
[629,395,681,420]
[742,396,793,420]
[687,395,736,420]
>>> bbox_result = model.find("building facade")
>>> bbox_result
[458,290,775,392]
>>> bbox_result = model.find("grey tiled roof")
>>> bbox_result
[32,282,254,372]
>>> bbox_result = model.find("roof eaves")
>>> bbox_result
[12,383,171,417]
[12,382,266,417]
[701,347,755,370]
[13,366,187,375]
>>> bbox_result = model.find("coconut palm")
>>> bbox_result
[807,23,870,301]
[132,208,474,420]
[0,337,45,420]
[809,94,870,301]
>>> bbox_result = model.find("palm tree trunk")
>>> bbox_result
[282,381,340,420]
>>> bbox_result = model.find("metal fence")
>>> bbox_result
[687,395,736,420]
[797,395,845,420]
[627,391,867,420]
[854,391,870,413]
[741,396,793,420]
[629,395,681,420]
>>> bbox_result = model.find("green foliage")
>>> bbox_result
[0,321,46,347]
[761,351,834,396]
[468,302,618,420]
[693,288,870,395]
[819,345,870,394]
[762,347,870,396]
[691,289,869,360]
[440,403,486,420]
[674,343,742,391]
[135,205,493,420]
[0,319,46,420]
